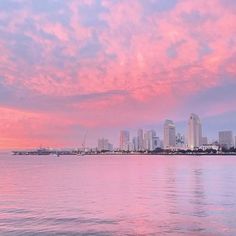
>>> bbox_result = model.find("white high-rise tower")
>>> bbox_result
[187,113,202,149]
[144,130,156,151]
[120,130,130,151]
[163,120,176,149]
[137,129,144,151]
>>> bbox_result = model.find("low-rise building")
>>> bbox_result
[199,144,219,151]
[98,138,113,151]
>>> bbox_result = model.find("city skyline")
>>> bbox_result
[99,113,236,151]
[0,0,236,149]
[1,111,236,150]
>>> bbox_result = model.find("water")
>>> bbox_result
[0,154,236,235]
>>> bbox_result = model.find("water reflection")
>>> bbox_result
[0,155,236,235]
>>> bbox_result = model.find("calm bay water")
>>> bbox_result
[0,154,236,236]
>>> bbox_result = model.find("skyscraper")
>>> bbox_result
[219,131,233,149]
[137,129,144,151]
[187,113,202,149]
[132,137,138,151]
[119,130,130,151]
[163,120,176,149]
[144,130,156,151]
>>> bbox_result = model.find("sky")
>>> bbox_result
[0,0,236,149]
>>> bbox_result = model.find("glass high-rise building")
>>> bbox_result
[163,120,176,149]
[137,129,144,151]
[119,130,130,151]
[144,130,156,151]
[187,113,202,149]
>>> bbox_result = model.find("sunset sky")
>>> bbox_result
[0,0,236,149]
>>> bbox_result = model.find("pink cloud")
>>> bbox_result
[0,0,236,147]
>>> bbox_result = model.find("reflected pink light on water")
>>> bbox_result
[0,155,236,235]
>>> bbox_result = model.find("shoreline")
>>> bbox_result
[11,151,236,156]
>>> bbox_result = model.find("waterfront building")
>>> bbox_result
[219,131,233,149]
[132,137,138,151]
[120,130,130,151]
[144,130,156,151]
[163,120,176,149]
[137,129,144,151]
[143,132,149,151]
[98,138,113,151]
[153,136,162,150]
[176,133,185,149]
[187,113,202,149]
[212,140,219,146]
[127,141,133,152]
[200,144,219,151]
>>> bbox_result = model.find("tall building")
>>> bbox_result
[219,131,233,149]
[137,129,144,151]
[132,137,138,151]
[98,138,113,151]
[144,130,156,151]
[187,113,202,149]
[119,130,130,151]
[163,120,176,149]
